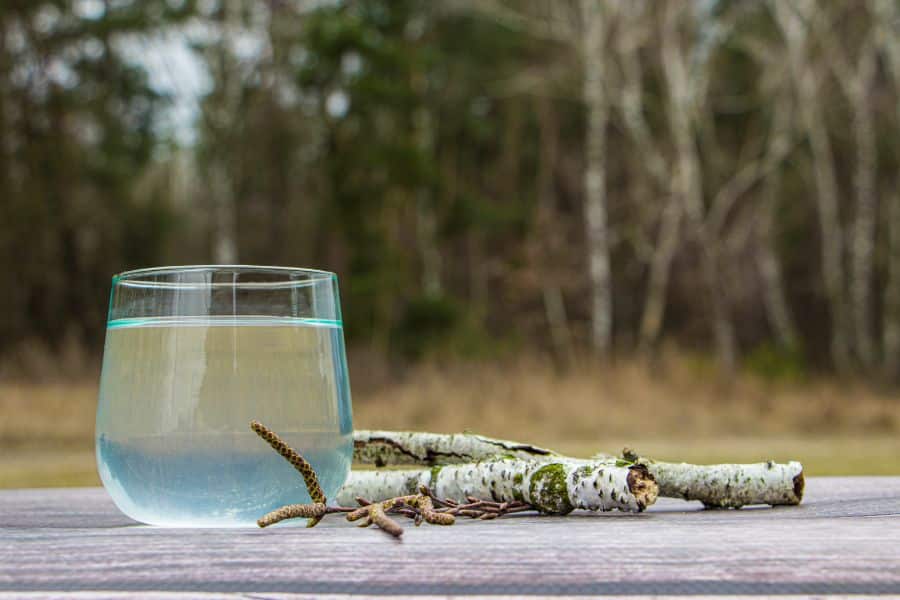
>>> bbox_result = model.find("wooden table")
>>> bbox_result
[2,477,899,598]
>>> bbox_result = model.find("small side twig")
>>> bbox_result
[421,486,530,519]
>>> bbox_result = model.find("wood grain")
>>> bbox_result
[1,477,899,597]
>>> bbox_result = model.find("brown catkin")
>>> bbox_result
[416,496,455,525]
[369,503,404,537]
[257,503,327,528]
[250,420,326,504]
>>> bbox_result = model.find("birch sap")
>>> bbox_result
[96,317,353,526]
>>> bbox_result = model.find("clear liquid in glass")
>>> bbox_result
[95,316,353,526]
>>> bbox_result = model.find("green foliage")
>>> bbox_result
[0,0,189,351]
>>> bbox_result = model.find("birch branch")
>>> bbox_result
[337,457,658,514]
[352,430,805,508]
[353,429,557,467]
[622,449,804,509]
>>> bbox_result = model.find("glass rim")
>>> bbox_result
[113,264,335,290]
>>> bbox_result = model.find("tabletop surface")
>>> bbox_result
[1,477,899,598]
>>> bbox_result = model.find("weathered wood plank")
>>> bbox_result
[1,477,899,596]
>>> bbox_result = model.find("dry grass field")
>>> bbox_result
[2,353,899,488]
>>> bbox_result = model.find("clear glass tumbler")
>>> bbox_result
[96,265,353,526]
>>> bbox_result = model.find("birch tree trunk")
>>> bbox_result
[639,197,682,354]
[535,96,574,364]
[848,49,878,369]
[612,7,683,355]
[661,4,736,374]
[414,101,442,297]
[211,166,238,264]
[772,1,851,373]
[580,0,612,356]
[823,27,880,370]
[209,0,243,264]
[886,191,900,382]
[756,93,797,348]
[758,197,797,348]
[873,0,900,380]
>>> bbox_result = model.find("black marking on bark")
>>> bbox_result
[355,437,473,466]
[476,436,554,456]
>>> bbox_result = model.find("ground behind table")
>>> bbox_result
[1,477,899,597]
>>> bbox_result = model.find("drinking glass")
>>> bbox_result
[96,265,353,526]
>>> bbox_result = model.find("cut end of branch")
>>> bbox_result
[793,471,805,503]
[627,464,659,510]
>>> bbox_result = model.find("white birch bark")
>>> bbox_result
[822,27,880,369]
[211,166,238,264]
[772,1,851,373]
[639,196,683,354]
[613,4,683,354]
[623,451,804,508]
[353,430,557,467]
[336,458,658,514]
[580,0,612,356]
[352,430,805,508]
[660,4,737,374]
[848,50,878,369]
[209,0,244,264]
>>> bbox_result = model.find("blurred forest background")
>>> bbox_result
[2,0,900,486]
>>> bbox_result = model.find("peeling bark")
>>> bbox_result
[337,458,658,514]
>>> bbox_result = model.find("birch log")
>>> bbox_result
[336,458,658,514]
[622,449,804,508]
[352,430,804,508]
